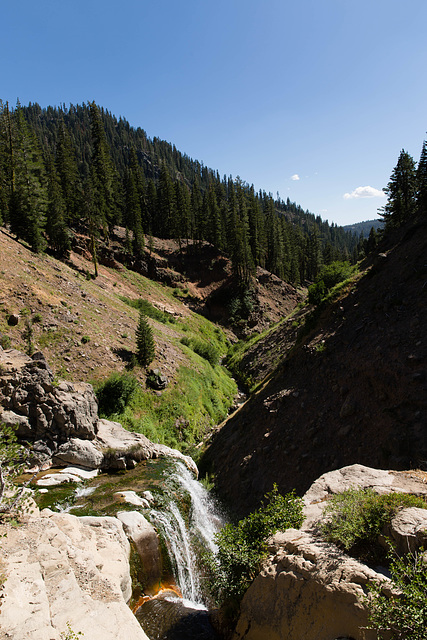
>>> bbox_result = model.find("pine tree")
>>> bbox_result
[89,102,115,238]
[8,103,47,253]
[56,119,80,224]
[45,154,71,257]
[136,310,155,366]
[380,149,417,230]
[416,140,427,218]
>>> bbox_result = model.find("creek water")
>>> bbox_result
[135,461,224,640]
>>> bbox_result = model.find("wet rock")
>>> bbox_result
[117,511,162,593]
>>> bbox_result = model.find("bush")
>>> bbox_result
[0,334,11,349]
[368,548,427,640]
[0,423,31,519]
[320,487,426,552]
[120,296,175,324]
[308,261,355,305]
[207,485,303,609]
[180,337,220,366]
[96,372,139,416]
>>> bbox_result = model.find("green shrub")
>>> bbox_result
[120,296,175,324]
[0,334,11,349]
[191,339,220,365]
[81,335,90,344]
[180,336,220,366]
[0,423,31,519]
[207,486,303,610]
[367,548,427,640]
[320,487,426,552]
[308,261,355,305]
[95,372,139,416]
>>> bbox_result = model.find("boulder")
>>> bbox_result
[233,529,382,640]
[114,491,150,508]
[383,506,427,555]
[53,437,104,469]
[0,511,149,640]
[146,368,169,390]
[117,510,162,594]
[97,418,198,476]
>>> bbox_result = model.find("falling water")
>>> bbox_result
[149,461,224,607]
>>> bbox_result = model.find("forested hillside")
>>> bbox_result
[0,100,365,286]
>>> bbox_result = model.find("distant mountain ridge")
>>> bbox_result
[343,219,383,237]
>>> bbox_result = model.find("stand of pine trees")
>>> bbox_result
[2,99,419,284]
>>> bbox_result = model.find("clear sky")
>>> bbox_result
[2,0,427,226]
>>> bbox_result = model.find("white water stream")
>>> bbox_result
[150,461,224,607]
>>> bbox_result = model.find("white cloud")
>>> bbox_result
[343,186,385,200]
[291,174,300,181]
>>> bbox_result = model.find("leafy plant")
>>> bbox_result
[0,423,32,519]
[180,336,219,365]
[320,487,426,553]
[0,333,11,349]
[207,485,303,610]
[308,261,356,305]
[60,622,84,639]
[367,548,427,639]
[95,372,139,416]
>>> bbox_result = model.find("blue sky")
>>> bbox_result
[2,0,427,226]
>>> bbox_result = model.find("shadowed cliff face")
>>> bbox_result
[201,219,427,519]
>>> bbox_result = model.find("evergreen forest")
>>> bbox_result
[0,100,425,287]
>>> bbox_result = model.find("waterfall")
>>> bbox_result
[149,461,224,607]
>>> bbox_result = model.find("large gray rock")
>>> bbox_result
[97,418,198,476]
[52,437,104,469]
[0,511,149,640]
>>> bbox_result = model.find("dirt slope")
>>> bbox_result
[201,219,427,518]
[0,229,301,387]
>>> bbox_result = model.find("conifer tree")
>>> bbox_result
[136,310,155,366]
[89,102,115,238]
[46,154,71,257]
[56,119,80,224]
[416,140,427,217]
[124,148,145,256]
[380,149,417,230]
[8,103,47,252]
[158,164,176,238]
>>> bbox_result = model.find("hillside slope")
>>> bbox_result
[201,219,427,518]
[0,228,301,452]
